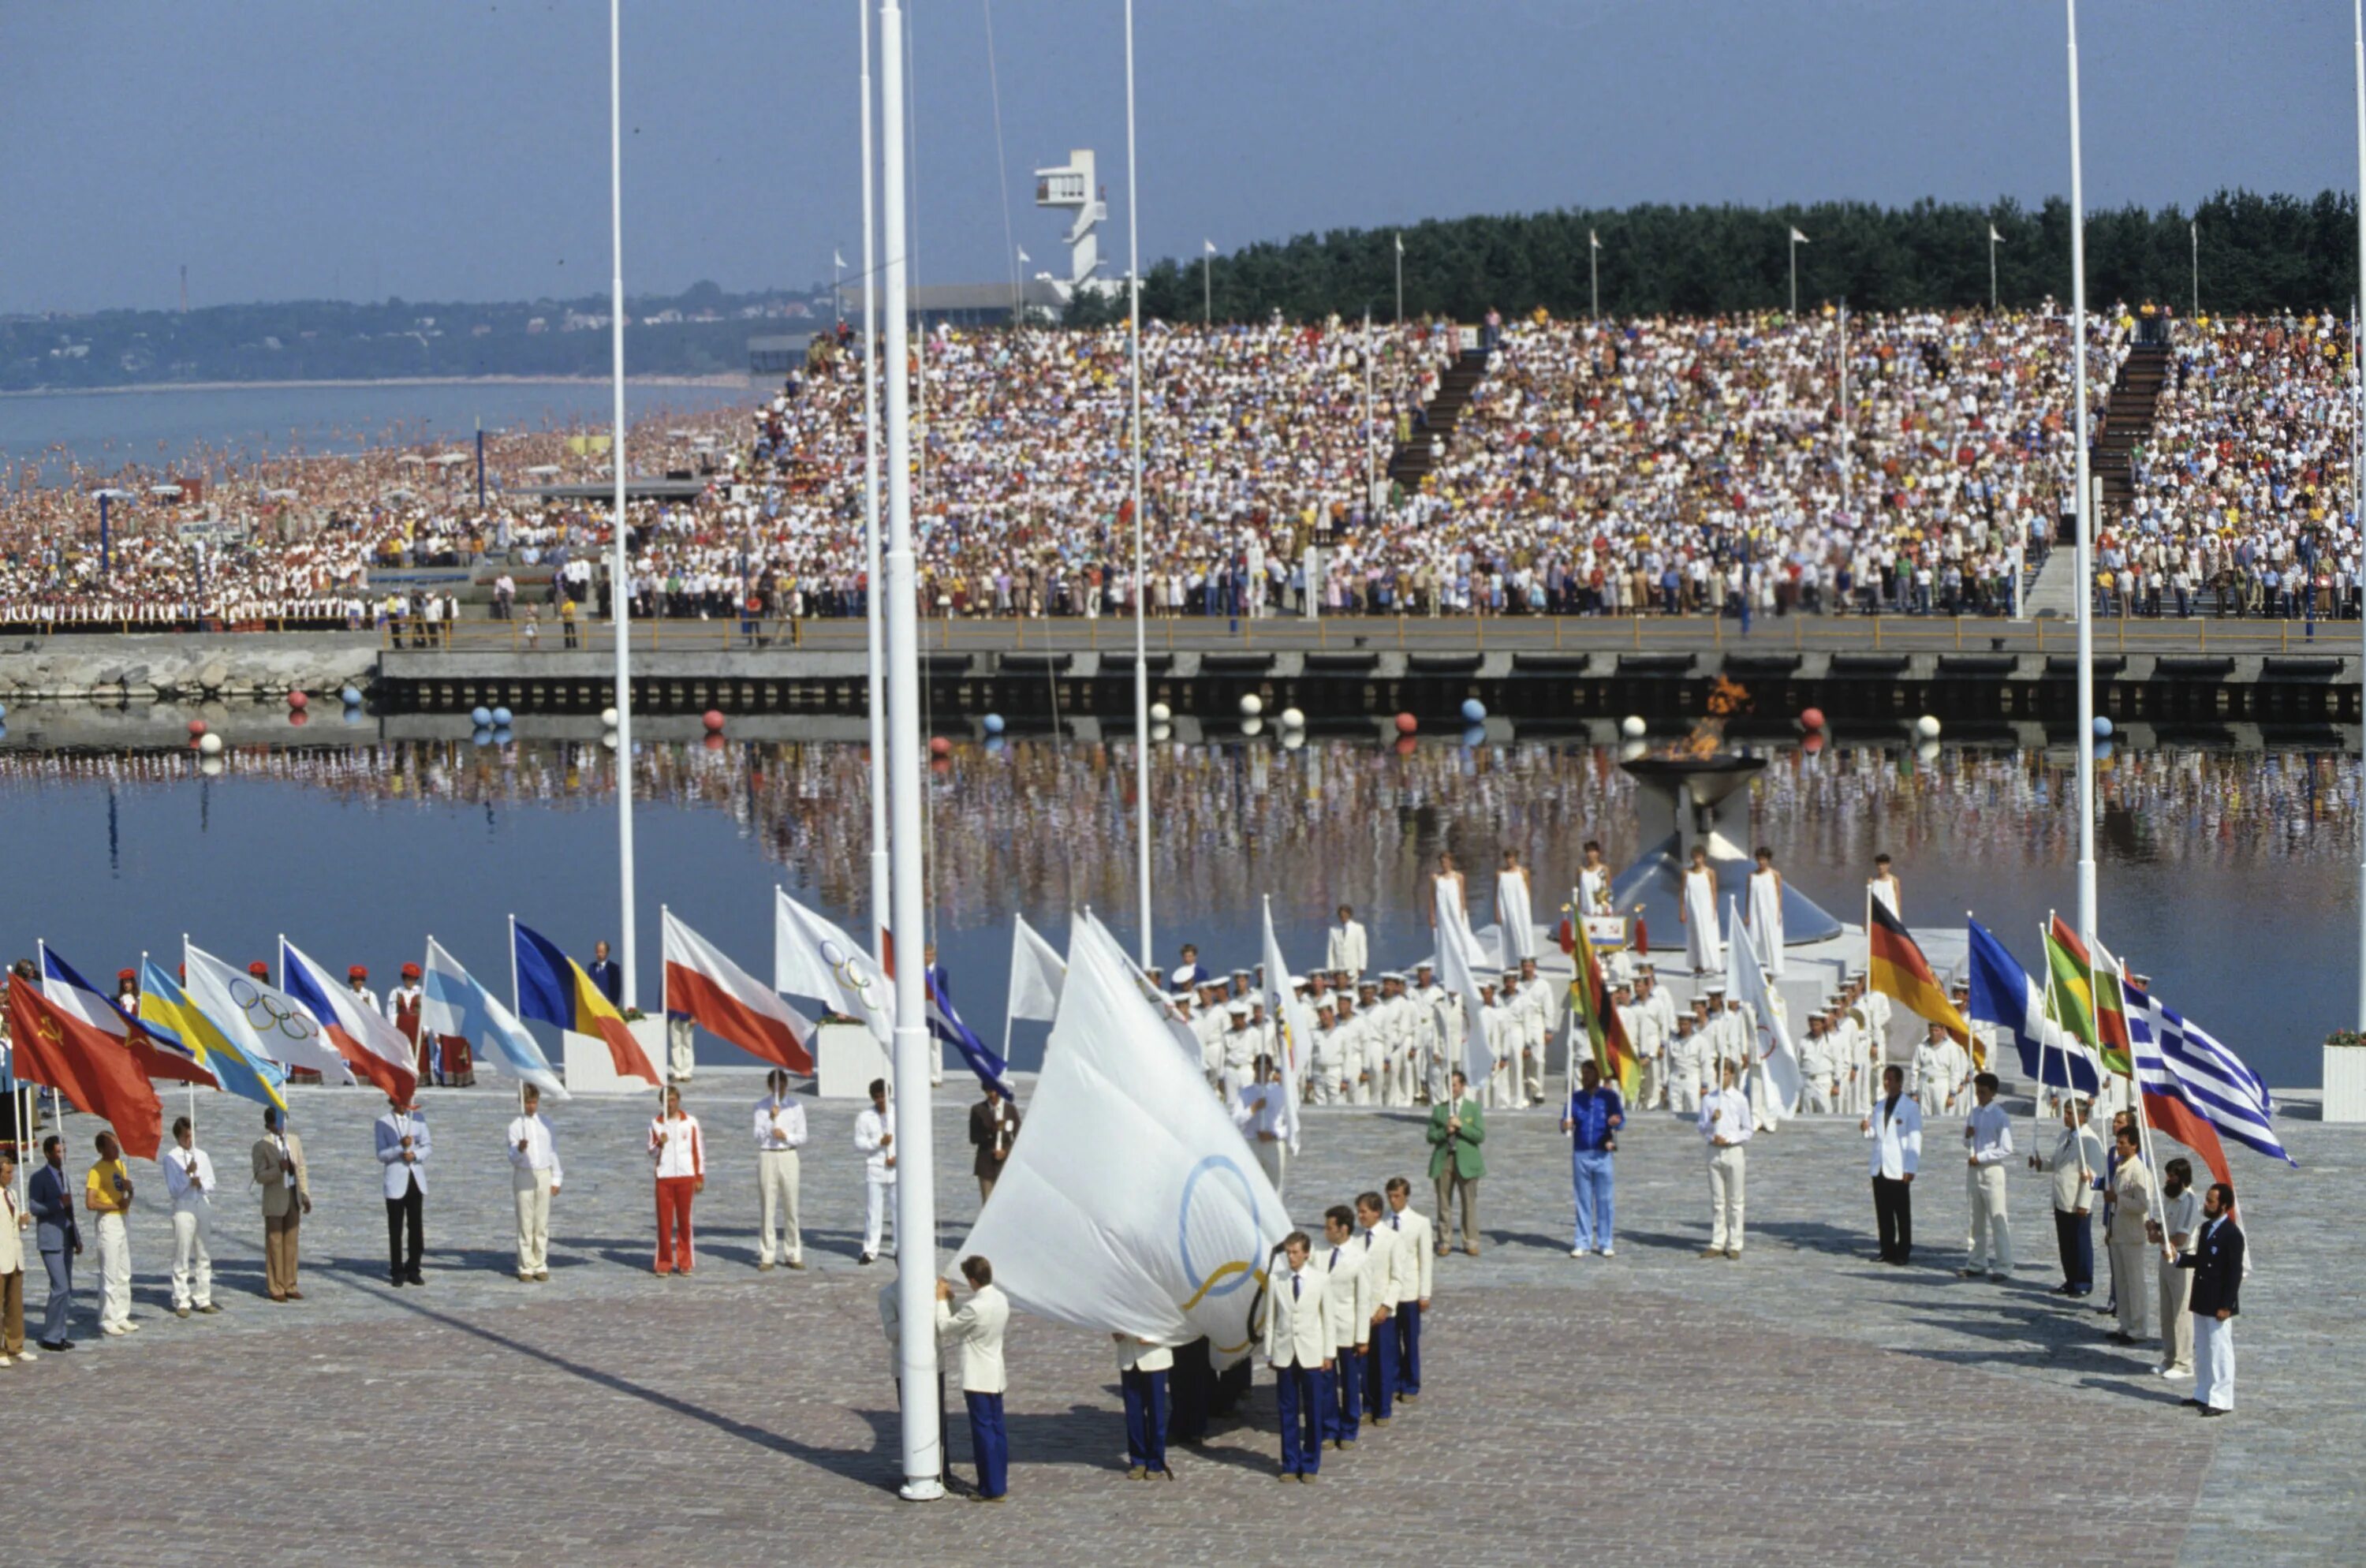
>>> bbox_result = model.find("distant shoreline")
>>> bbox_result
[0,374,755,401]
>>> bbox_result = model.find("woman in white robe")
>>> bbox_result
[1679,846,1721,975]
[1495,849,1537,965]
[1746,846,1786,980]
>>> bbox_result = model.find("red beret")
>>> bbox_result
[117,969,136,983]
[347,965,369,980]
[401,961,421,979]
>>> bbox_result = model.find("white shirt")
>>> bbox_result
[163,1146,215,1205]
[508,1113,564,1186]
[855,1103,897,1181]
[754,1096,808,1152]
[1698,1087,1755,1145]
[1964,1102,2014,1166]
[647,1112,703,1180]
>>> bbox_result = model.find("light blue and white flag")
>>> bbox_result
[420,937,568,1099]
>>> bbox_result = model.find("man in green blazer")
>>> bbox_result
[1427,1068,1485,1256]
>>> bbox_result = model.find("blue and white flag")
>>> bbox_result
[2124,983,2293,1170]
[420,937,568,1099]
[924,962,1013,1100]
[1966,918,2101,1096]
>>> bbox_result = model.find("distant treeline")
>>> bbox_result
[1110,191,2364,324]
[1,282,823,393]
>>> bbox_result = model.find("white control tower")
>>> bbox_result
[1033,149,1108,301]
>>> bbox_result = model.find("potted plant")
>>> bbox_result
[2324,1029,2366,1123]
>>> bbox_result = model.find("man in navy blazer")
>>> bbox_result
[585,940,624,1008]
[2175,1181,2245,1417]
[27,1134,80,1350]
[375,1095,432,1286]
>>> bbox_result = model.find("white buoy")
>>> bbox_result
[1238,693,1263,718]
[1915,715,1942,740]
[1620,715,1646,739]
[1148,701,1171,724]
[600,707,620,729]
[1279,707,1305,730]
[197,732,224,757]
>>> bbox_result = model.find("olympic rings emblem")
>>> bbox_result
[227,976,321,1043]
[817,937,883,1014]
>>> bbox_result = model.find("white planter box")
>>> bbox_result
[2324,1044,2366,1122]
[562,1017,669,1095]
[815,1021,892,1100]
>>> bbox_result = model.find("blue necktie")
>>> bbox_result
[1391,1215,1400,1230]
[1292,1274,1301,1301]
[1330,1246,1341,1270]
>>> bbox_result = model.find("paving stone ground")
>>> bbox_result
[5,1073,2349,1567]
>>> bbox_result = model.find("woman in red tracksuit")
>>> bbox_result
[647,1087,704,1275]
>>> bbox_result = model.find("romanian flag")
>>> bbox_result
[513,919,661,1085]
[1868,898,1969,1042]
[1564,904,1637,1099]
[136,959,288,1114]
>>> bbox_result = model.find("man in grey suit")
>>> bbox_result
[375,1094,431,1286]
[28,1134,80,1351]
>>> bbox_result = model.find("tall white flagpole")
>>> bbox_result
[1837,301,1850,520]
[1363,308,1377,519]
[1589,230,1600,320]
[2190,218,2200,319]
[1989,225,1999,312]
[2067,0,2098,943]
[608,0,638,1010]
[2354,0,2366,1027]
[1789,230,1799,315]
[1126,0,1153,969]
[860,0,890,968]
[878,0,942,1502]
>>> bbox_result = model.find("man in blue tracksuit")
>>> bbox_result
[1562,1058,1625,1257]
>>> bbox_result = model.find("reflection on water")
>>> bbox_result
[1,734,2346,1085]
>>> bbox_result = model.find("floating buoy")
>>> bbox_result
[702,710,725,734]
[1460,698,1487,724]
[928,735,952,757]
[187,719,207,738]
[1279,707,1305,730]
[1800,706,1826,731]
[470,706,493,729]
[1394,712,1418,736]
[599,707,620,729]
[1619,715,1645,739]
[983,713,1006,735]
[1148,701,1172,724]
[340,686,362,707]
[1914,715,1941,740]
[198,732,223,756]
[1238,694,1263,718]
[2093,715,2114,740]
[286,690,308,711]
[492,706,514,728]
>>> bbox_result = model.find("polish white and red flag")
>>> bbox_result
[663,907,814,1073]
[279,937,420,1103]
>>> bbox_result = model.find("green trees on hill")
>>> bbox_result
[1131,191,2364,323]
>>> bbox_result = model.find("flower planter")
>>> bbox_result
[2324,1043,2366,1123]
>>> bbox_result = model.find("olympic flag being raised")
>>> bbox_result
[775,887,894,1047]
[955,911,1288,1357]
[184,941,356,1085]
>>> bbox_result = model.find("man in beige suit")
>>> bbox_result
[251,1107,312,1302]
[935,1256,1011,1501]
[2105,1125,2155,1345]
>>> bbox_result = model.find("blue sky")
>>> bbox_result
[2,0,2358,314]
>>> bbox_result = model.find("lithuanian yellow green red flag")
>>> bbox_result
[1558,907,1636,1100]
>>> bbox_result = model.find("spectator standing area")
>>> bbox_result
[9,1075,2349,1566]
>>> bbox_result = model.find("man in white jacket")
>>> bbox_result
[1258,1231,1338,1480]
[854,1078,896,1264]
[1326,905,1368,980]
[1863,1064,1923,1265]
[935,1256,1011,1500]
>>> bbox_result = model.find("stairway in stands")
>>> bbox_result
[2090,338,2172,517]
[1386,336,1494,488]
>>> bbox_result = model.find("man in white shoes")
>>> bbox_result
[162,1117,219,1318]
[0,1151,34,1367]
[854,1078,897,1264]
[2151,1156,2200,1382]
[507,1085,563,1282]
[1958,1072,2013,1280]
[85,1132,138,1338]
[752,1069,807,1271]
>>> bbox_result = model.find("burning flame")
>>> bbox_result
[1659,677,1752,759]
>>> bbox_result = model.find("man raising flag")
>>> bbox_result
[1558,901,1636,1102]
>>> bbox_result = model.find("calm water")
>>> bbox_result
[0,733,2347,1086]
[0,379,755,472]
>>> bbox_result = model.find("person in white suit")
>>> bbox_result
[1258,1231,1338,1480]
[1354,1191,1402,1424]
[936,1256,1012,1500]
[160,1117,217,1317]
[1318,1206,1374,1448]
[373,1095,431,1287]
[1863,1064,1924,1264]
[1326,905,1368,980]
[1382,1178,1433,1398]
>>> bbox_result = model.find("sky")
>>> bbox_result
[2,0,2360,315]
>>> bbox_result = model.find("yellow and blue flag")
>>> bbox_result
[138,958,288,1114]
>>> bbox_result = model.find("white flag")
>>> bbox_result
[1430,887,1495,1089]
[420,938,569,1099]
[184,942,356,1085]
[1203,238,1217,256]
[1789,226,1810,244]
[833,249,846,269]
[774,887,894,1046]
[957,912,1287,1357]
[1394,233,1404,256]
[1016,246,1031,264]
[1006,912,1067,1025]
[1589,229,1602,250]
[1988,225,2004,245]
[1260,897,1310,1155]
[1725,898,1801,1114]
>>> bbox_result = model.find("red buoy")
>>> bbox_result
[702,710,725,733]
[1394,712,1417,735]
[1800,705,1826,730]
[287,690,308,711]
[187,719,207,737]
[928,735,952,757]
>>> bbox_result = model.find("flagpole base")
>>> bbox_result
[898,1477,946,1502]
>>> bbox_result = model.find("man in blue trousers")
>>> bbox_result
[935,1255,1010,1501]
[28,1134,80,1351]
[1260,1231,1337,1481]
[1383,1178,1433,1398]
[1562,1058,1625,1256]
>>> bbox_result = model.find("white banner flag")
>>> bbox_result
[1006,912,1067,1025]
[185,942,356,1085]
[774,887,894,1046]
[1726,897,1801,1114]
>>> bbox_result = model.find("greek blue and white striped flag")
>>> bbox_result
[2123,985,2293,1170]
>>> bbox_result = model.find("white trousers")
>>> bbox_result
[1673,1067,1703,1114]
[97,1211,131,1330]
[513,1167,552,1275]
[2193,1313,2234,1410]
[1707,1145,1746,1253]
[864,1174,897,1258]
[1803,1075,1835,1116]
[170,1201,213,1310]
[757,1148,802,1264]
[1965,1163,2012,1272]
[1522,1034,1547,1101]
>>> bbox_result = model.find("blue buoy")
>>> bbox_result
[340,685,362,707]
[1461,723,1487,749]
[469,705,493,729]
[491,706,514,728]
[2093,715,2114,740]
[983,712,1006,735]
[1460,698,1487,724]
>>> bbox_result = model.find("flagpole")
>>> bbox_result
[1837,300,1850,520]
[1363,308,1376,520]
[608,0,639,1014]
[1789,230,1797,316]
[1588,231,1599,321]
[1394,233,1403,326]
[1989,226,1998,312]
[999,913,1017,1076]
[1125,0,1152,970]
[2066,0,2099,944]
[878,0,944,1503]
[860,0,890,973]
[1203,247,1211,326]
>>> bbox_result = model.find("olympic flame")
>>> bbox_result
[1659,677,1752,760]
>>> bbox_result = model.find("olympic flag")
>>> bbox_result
[774,887,894,1047]
[956,911,1287,1358]
[184,942,356,1085]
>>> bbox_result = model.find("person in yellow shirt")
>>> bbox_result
[85,1133,138,1338]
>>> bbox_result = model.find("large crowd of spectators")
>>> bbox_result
[10,304,2364,627]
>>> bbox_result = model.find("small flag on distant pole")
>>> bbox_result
[1988,224,2004,244]
[1789,226,1810,244]
[833,249,846,269]
[1589,230,1602,250]
[1204,238,1217,255]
